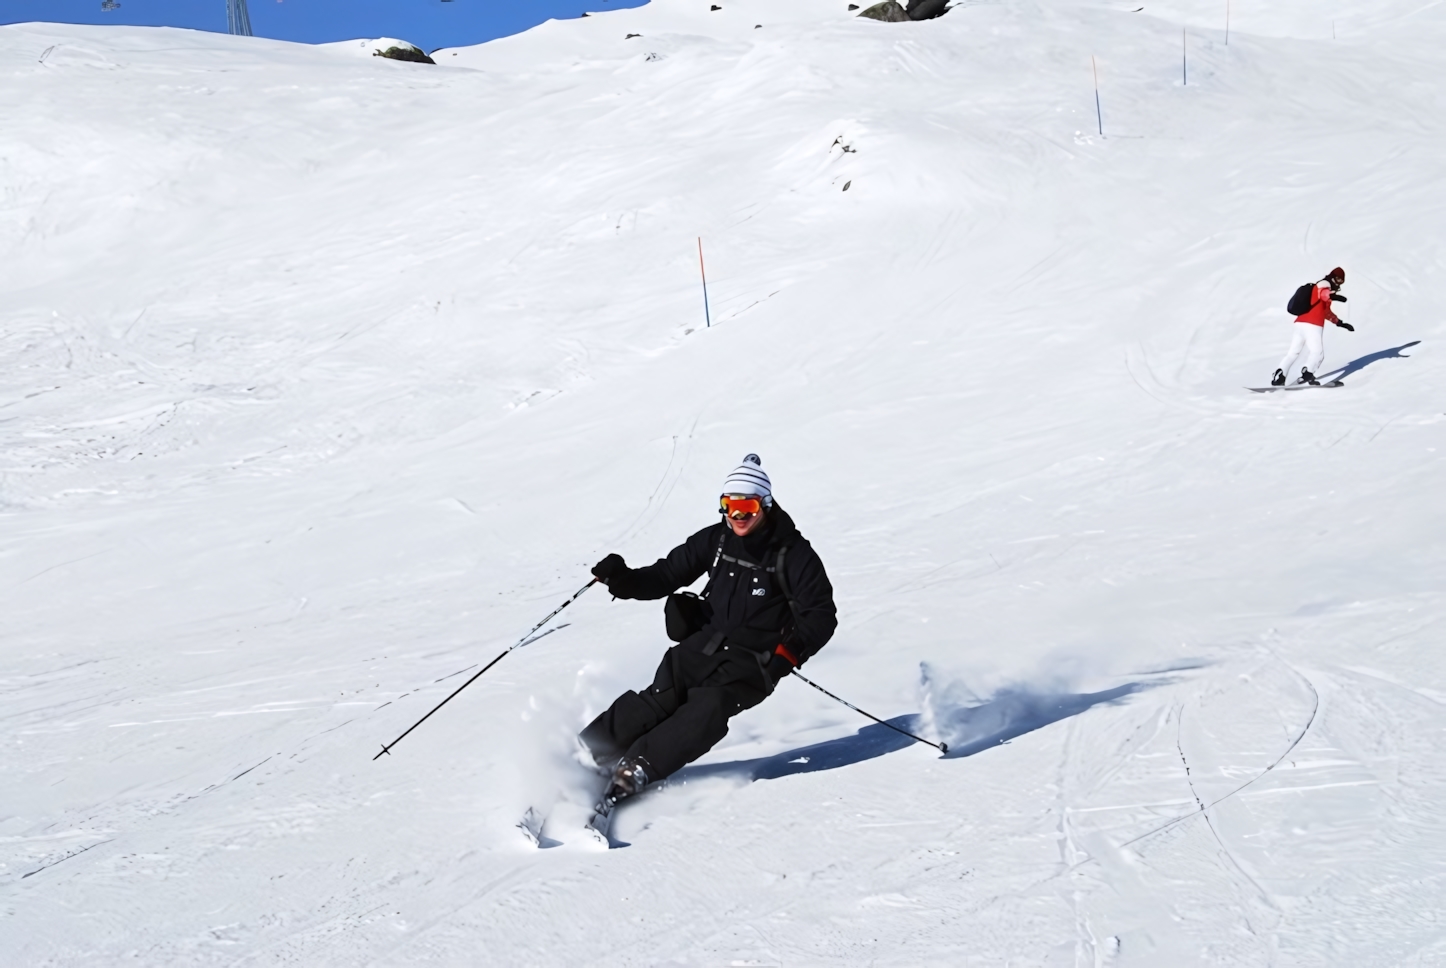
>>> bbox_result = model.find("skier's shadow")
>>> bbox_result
[1321,340,1421,382]
[677,681,1156,783]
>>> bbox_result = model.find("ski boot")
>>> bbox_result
[1271,368,1286,387]
[605,756,651,803]
[586,756,652,843]
[1298,368,1320,386]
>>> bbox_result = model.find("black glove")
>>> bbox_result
[1330,293,1348,303]
[765,650,797,683]
[592,553,626,584]
[1335,321,1355,331]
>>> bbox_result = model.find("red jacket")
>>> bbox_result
[1295,280,1340,326]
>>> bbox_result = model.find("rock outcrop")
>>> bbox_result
[906,0,951,19]
[857,2,910,22]
[367,38,435,65]
[857,0,951,21]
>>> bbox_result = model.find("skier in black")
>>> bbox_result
[580,454,837,812]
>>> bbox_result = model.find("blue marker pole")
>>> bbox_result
[1092,56,1104,137]
[698,237,712,327]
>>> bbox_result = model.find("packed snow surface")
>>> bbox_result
[4,1,1445,964]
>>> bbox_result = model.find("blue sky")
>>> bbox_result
[1,0,650,52]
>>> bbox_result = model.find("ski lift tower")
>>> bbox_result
[226,0,252,36]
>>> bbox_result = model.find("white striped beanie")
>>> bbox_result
[722,453,772,504]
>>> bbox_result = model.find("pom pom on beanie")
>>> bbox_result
[722,454,772,505]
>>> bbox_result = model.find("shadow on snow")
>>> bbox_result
[675,681,1152,784]
[1322,339,1421,381]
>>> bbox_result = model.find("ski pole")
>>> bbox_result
[373,578,600,760]
[788,669,948,754]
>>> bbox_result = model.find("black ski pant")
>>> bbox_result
[580,635,772,781]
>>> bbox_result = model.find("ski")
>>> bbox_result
[517,807,544,847]
[584,794,616,847]
[516,802,609,849]
[1247,380,1344,392]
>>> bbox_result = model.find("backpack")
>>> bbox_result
[664,591,709,643]
[1287,282,1316,316]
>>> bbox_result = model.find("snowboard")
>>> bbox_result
[1247,380,1344,393]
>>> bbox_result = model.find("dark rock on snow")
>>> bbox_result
[857,0,951,20]
[906,0,951,19]
[373,43,435,65]
[858,1,909,20]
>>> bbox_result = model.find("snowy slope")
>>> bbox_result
[3,1,1445,963]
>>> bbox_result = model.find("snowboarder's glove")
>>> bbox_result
[592,553,627,585]
[1330,293,1348,303]
[1335,321,1355,331]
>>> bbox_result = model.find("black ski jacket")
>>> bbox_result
[605,505,837,663]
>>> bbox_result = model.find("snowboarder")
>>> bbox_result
[1273,267,1352,386]
[580,454,837,814]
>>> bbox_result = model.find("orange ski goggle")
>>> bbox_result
[719,495,763,520]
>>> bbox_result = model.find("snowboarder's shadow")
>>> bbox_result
[1321,340,1421,382]
[677,680,1159,783]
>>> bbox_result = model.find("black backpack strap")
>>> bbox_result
[774,543,801,628]
[709,530,726,575]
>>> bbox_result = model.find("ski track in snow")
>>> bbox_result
[3,0,1446,964]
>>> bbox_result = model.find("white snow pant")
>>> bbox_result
[1277,322,1325,376]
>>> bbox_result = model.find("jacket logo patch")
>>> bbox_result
[751,587,767,596]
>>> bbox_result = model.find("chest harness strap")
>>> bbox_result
[711,532,776,575]
[702,530,801,661]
